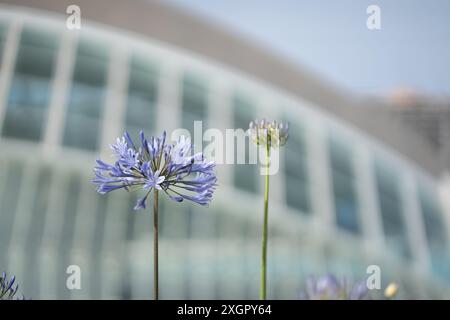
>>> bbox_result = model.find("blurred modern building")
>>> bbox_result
[0,0,449,299]
[382,89,450,168]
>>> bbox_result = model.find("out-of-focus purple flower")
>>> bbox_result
[0,272,22,300]
[299,274,369,300]
[248,119,289,148]
[92,131,217,210]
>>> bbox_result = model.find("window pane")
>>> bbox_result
[0,161,24,266]
[233,93,257,193]
[125,54,158,138]
[329,134,359,233]
[418,182,450,280]
[286,175,310,212]
[2,27,58,141]
[181,73,207,136]
[284,121,310,213]
[24,166,52,297]
[90,196,108,298]
[62,39,109,150]
[57,174,81,298]
[374,159,410,259]
[0,22,7,62]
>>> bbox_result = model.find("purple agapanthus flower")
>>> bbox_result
[299,274,369,300]
[92,131,217,210]
[0,272,20,300]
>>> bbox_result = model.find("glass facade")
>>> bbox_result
[62,38,109,150]
[2,27,58,141]
[284,120,310,213]
[374,158,410,259]
[0,22,6,62]
[233,93,258,193]
[124,54,158,138]
[328,134,360,233]
[57,175,81,298]
[0,161,24,266]
[23,166,52,297]
[418,182,450,280]
[181,72,207,137]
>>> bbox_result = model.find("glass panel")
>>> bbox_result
[233,93,258,193]
[125,54,158,138]
[57,174,81,298]
[374,158,410,259]
[62,38,108,150]
[284,120,310,213]
[0,161,24,267]
[2,27,58,141]
[24,166,52,297]
[418,182,450,280]
[90,196,108,298]
[181,73,207,136]
[286,176,310,213]
[329,134,359,233]
[0,22,7,62]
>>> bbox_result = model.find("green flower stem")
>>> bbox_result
[260,140,271,300]
[153,189,159,300]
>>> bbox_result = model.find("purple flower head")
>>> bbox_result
[92,131,217,210]
[299,274,369,300]
[0,272,23,300]
[144,168,165,191]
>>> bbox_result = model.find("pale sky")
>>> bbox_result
[165,0,450,97]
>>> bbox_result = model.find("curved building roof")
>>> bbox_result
[1,0,444,175]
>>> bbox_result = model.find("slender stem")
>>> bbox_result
[260,141,271,300]
[153,189,159,300]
